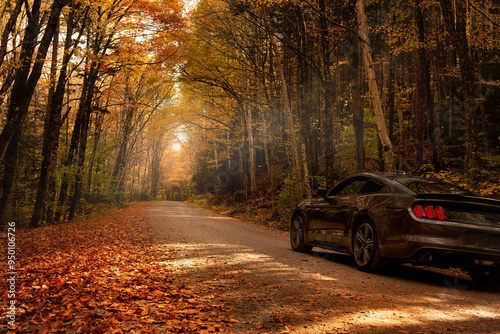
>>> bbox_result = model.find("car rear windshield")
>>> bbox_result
[389,176,476,195]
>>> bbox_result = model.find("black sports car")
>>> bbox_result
[290,172,500,282]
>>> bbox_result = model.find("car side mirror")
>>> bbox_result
[316,188,327,198]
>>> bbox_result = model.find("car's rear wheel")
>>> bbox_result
[290,213,312,253]
[352,219,386,272]
[468,268,500,285]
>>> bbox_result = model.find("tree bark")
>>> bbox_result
[244,101,257,194]
[412,0,430,171]
[111,80,134,193]
[243,61,257,195]
[319,0,339,187]
[149,137,163,199]
[433,78,443,171]
[0,0,71,161]
[255,48,274,189]
[477,58,487,154]
[0,0,71,226]
[86,111,104,200]
[68,63,99,220]
[0,132,19,229]
[356,0,396,172]
[30,20,60,227]
[59,4,125,220]
[0,0,23,70]
[387,53,395,144]
[439,0,478,179]
[351,61,365,172]
[263,9,303,199]
[56,57,98,222]
[301,143,312,198]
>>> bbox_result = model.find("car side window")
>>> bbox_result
[359,179,383,194]
[328,178,384,197]
[334,179,369,197]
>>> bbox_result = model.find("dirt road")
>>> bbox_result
[148,201,500,333]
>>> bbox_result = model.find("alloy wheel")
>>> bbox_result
[354,222,375,267]
[291,215,304,249]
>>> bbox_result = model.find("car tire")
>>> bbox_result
[290,213,312,253]
[352,219,387,272]
[468,268,500,285]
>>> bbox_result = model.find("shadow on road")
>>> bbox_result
[309,249,500,293]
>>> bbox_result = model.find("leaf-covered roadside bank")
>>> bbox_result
[0,203,235,333]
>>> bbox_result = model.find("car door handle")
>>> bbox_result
[340,203,349,209]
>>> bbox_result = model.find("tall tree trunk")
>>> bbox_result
[0,0,24,100]
[447,73,454,141]
[264,10,303,199]
[150,137,162,199]
[351,58,365,172]
[412,55,425,170]
[477,56,487,154]
[111,89,134,194]
[55,108,84,222]
[86,112,104,199]
[261,110,274,189]
[295,4,312,196]
[0,0,71,161]
[243,62,257,194]
[433,78,443,171]
[319,0,339,187]
[412,0,430,172]
[259,50,277,190]
[439,0,478,179]
[68,106,92,221]
[30,20,60,227]
[256,51,274,189]
[347,34,365,172]
[0,0,23,70]
[238,143,248,198]
[301,143,312,198]
[0,0,71,225]
[0,132,19,229]
[57,59,98,221]
[356,0,396,172]
[244,101,257,194]
[387,53,396,144]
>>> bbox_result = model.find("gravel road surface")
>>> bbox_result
[148,201,500,333]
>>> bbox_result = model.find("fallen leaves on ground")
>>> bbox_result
[0,203,231,333]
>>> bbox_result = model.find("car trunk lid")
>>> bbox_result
[414,193,500,227]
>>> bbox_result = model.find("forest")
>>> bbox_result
[0,0,499,230]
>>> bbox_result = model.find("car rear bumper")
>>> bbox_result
[380,216,500,271]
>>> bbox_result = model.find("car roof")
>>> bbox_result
[343,172,408,182]
[348,172,478,196]
[348,172,429,180]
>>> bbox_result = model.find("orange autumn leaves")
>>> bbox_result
[0,204,232,333]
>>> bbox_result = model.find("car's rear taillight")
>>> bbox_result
[412,204,448,220]
[424,205,436,218]
[413,205,424,217]
[434,205,448,220]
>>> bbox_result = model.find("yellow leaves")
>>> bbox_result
[238,0,297,6]
[478,182,500,197]
[424,170,500,199]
